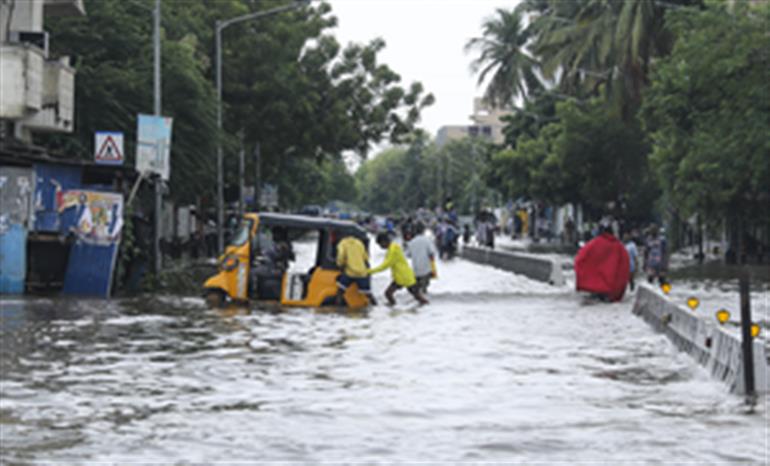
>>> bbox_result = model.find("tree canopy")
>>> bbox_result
[42,0,433,209]
[355,135,496,215]
[455,0,767,238]
[641,2,770,227]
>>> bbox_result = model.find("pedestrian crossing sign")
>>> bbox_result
[95,131,124,165]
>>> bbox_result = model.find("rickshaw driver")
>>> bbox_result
[335,235,377,306]
[251,226,295,300]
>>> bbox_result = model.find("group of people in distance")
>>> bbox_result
[335,223,436,307]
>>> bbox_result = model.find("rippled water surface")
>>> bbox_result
[1,244,768,463]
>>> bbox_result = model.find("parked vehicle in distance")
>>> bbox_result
[298,205,323,216]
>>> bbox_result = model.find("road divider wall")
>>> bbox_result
[460,245,565,286]
[631,284,768,395]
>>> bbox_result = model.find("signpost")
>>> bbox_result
[136,113,172,274]
[136,114,173,180]
[260,183,279,209]
[94,131,124,165]
[242,186,256,207]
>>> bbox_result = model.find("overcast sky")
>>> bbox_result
[329,0,518,140]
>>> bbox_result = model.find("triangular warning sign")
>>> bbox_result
[97,135,122,162]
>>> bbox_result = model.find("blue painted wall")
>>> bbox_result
[0,166,35,294]
[62,242,119,298]
[0,224,26,294]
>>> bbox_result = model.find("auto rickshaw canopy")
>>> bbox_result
[252,213,369,270]
[256,213,368,242]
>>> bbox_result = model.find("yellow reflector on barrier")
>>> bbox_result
[661,283,672,294]
[715,309,730,325]
[686,297,699,310]
[751,324,761,338]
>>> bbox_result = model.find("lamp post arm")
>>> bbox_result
[213,0,309,251]
[217,1,309,32]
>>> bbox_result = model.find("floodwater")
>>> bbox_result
[1,241,768,463]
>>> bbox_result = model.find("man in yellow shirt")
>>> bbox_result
[335,235,376,306]
[369,232,429,306]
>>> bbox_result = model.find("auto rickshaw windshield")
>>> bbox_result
[229,219,254,247]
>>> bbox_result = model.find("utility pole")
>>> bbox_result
[153,0,163,274]
[215,1,309,250]
[215,20,224,252]
[254,142,261,211]
[739,266,756,404]
[238,146,245,217]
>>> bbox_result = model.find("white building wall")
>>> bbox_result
[7,0,45,33]
[0,45,45,118]
[436,98,511,147]
[1,0,84,140]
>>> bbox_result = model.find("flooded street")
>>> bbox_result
[1,243,767,463]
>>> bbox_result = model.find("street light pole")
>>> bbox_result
[254,142,261,211]
[238,146,245,217]
[153,0,163,274]
[215,20,224,252]
[154,0,161,116]
[214,0,309,252]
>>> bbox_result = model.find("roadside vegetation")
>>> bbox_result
[357,0,769,251]
[41,0,433,209]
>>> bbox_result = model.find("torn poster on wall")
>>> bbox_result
[57,190,124,245]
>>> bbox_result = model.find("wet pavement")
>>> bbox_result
[1,242,768,463]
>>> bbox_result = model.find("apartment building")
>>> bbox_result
[435,98,511,147]
[0,0,85,142]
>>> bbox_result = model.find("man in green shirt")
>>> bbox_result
[369,232,429,306]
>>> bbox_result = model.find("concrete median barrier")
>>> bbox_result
[460,245,565,286]
[632,283,769,395]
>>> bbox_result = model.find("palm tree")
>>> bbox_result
[527,0,608,97]
[466,8,542,108]
[531,0,699,118]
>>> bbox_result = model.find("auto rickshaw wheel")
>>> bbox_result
[204,289,226,308]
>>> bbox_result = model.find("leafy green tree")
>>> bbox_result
[641,2,770,235]
[356,136,497,215]
[222,3,434,160]
[499,92,558,147]
[465,8,541,107]
[436,138,498,213]
[42,0,432,209]
[355,147,410,214]
[490,99,658,221]
[275,157,356,209]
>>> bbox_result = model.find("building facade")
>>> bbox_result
[436,98,511,147]
[0,1,133,297]
[0,0,85,142]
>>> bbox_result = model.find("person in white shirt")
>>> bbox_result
[623,231,639,291]
[406,222,438,293]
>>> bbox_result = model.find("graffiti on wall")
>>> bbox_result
[57,190,124,246]
[0,168,35,235]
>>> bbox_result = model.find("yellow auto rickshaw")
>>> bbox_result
[203,213,371,309]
